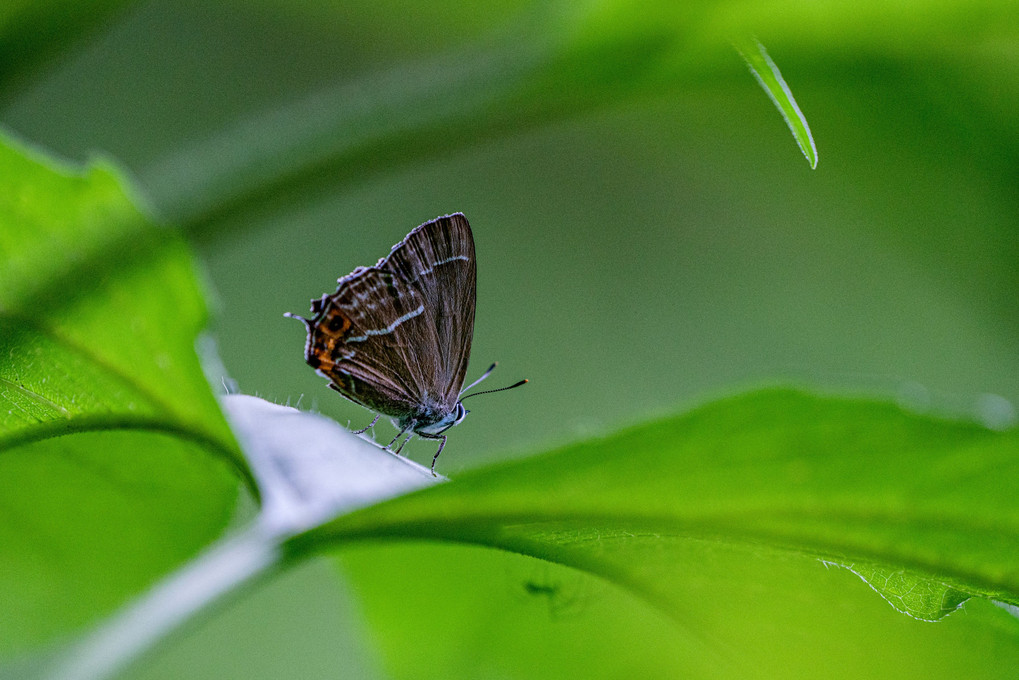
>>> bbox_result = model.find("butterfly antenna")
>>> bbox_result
[460,378,528,402]
[459,362,498,396]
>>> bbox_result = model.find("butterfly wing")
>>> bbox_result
[302,267,424,417]
[300,214,476,421]
[384,213,476,408]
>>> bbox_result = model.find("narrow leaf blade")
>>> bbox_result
[735,37,818,168]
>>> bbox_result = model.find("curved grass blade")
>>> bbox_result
[735,36,818,168]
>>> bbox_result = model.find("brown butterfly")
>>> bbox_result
[287,213,526,474]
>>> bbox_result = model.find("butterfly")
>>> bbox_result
[287,213,526,474]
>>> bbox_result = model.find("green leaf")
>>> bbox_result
[0,0,135,97]
[335,541,1019,680]
[297,389,1019,677]
[136,4,762,232]
[0,133,247,657]
[822,559,971,621]
[735,36,818,168]
[40,396,440,680]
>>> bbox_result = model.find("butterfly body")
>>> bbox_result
[289,213,478,468]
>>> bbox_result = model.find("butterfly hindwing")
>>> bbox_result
[300,214,476,420]
[384,213,476,407]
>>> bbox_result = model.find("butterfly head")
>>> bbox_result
[412,363,527,436]
[414,401,469,437]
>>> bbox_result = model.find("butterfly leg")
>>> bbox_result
[394,432,415,455]
[387,420,415,454]
[430,436,447,477]
[415,433,447,477]
[352,414,381,435]
[385,431,402,450]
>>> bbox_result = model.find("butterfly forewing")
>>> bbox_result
[301,214,476,423]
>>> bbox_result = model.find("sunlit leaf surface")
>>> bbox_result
[0,135,244,656]
[304,390,1019,679]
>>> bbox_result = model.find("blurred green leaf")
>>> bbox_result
[0,0,135,99]
[0,133,247,657]
[335,541,1019,680]
[135,3,741,233]
[297,389,1019,677]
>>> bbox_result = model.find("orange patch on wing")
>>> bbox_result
[322,309,352,336]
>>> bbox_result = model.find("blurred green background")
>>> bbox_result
[3,0,1017,677]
